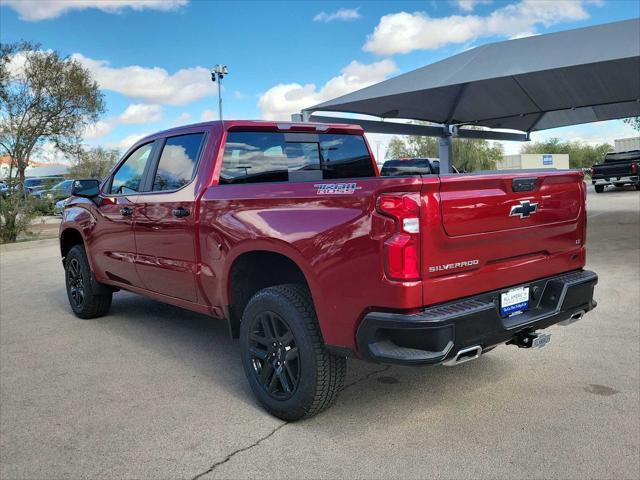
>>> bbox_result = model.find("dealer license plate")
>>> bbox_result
[500,286,530,317]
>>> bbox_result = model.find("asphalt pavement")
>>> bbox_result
[1,186,638,479]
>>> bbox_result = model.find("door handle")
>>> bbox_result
[172,207,190,218]
[120,206,133,217]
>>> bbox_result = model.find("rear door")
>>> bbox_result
[421,171,586,305]
[133,132,206,302]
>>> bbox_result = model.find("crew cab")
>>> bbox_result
[60,121,598,420]
[590,150,640,192]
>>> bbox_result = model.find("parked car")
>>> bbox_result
[380,157,460,176]
[0,181,8,198]
[59,120,598,421]
[54,197,70,216]
[590,149,640,192]
[23,176,65,195]
[35,179,75,201]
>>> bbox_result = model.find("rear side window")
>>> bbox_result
[152,133,204,191]
[381,159,432,176]
[219,132,375,184]
[109,143,153,194]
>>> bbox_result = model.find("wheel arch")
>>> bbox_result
[224,245,322,339]
[60,227,85,261]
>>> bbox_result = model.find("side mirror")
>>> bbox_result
[71,179,100,198]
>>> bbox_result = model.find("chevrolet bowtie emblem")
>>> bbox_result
[509,200,538,218]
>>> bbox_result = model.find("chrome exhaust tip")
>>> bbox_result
[559,310,586,326]
[443,345,482,366]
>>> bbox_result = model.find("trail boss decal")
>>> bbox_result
[314,183,362,195]
[428,259,480,273]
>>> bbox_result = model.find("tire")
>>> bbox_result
[65,245,112,319]
[594,184,605,193]
[635,183,640,191]
[239,284,346,421]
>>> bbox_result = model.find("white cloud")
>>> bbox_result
[234,90,248,100]
[258,59,397,120]
[3,0,188,21]
[118,104,163,124]
[117,133,150,151]
[72,53,216,106]
[313,8,361,22]
[201,110,217,121]
[364,0,591,55]
[173,112,193,125]
[83,121,114,140]
[456,0,492,12]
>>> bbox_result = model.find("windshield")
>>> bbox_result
[52,180,73,190]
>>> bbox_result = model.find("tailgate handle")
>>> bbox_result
[512,177,538,192]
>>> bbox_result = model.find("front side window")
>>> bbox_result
[152,133,204,191]
[219,132,375,184]
[109,143,153,194]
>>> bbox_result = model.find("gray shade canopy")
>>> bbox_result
[308,19,640,133]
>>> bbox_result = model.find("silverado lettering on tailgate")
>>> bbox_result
[429,259,480,273]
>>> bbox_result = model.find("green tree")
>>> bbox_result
[69,146,120,180]
[623,117,640,132]
[387,134,503,171]
[520,138,612,169]
[0,41,104,242]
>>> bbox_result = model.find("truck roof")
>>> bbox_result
[133,120,365,146]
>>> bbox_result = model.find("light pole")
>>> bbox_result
[211,64,228,121]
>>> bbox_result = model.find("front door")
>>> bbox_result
[133,132,205,302]
[91,142,155,286]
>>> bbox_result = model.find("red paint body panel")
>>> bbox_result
[60,120,589,354]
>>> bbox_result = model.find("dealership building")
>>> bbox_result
[497,153,570,170]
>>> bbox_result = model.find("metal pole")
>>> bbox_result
[439,135,453,174]
[217,77,223,121]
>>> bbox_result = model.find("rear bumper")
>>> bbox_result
[592,175,638,185]
[356,269,598,365]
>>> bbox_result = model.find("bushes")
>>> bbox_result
[0,193,37,243]
[0,193,57,243]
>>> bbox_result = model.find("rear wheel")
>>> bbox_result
[65,245,112,319]
[239,284,346,421]
[594,184,605,193]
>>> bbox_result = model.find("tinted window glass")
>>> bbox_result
[320,135,376,179]
[219,132,374,184]
[109,143,152,194]
[381,159,432,176]
[152,133,204,191]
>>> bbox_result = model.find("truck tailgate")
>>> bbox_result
[593,162,634,177]
[420,171,586,305]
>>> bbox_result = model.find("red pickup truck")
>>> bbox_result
[60,120,598,420]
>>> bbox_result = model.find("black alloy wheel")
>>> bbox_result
[67,257,85,309]
[248,311,300,400]
[64,245,112,319]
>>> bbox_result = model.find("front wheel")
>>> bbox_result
[65,245,112,319]
[239,284,346,421]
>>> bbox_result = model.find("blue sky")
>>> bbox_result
[1,0,639,159]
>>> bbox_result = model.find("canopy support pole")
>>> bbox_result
[439,131,453,174]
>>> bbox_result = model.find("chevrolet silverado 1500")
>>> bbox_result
[60,121,598,420]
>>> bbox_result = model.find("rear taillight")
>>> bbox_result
[631,162,638,174]
[376,192,421,281]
